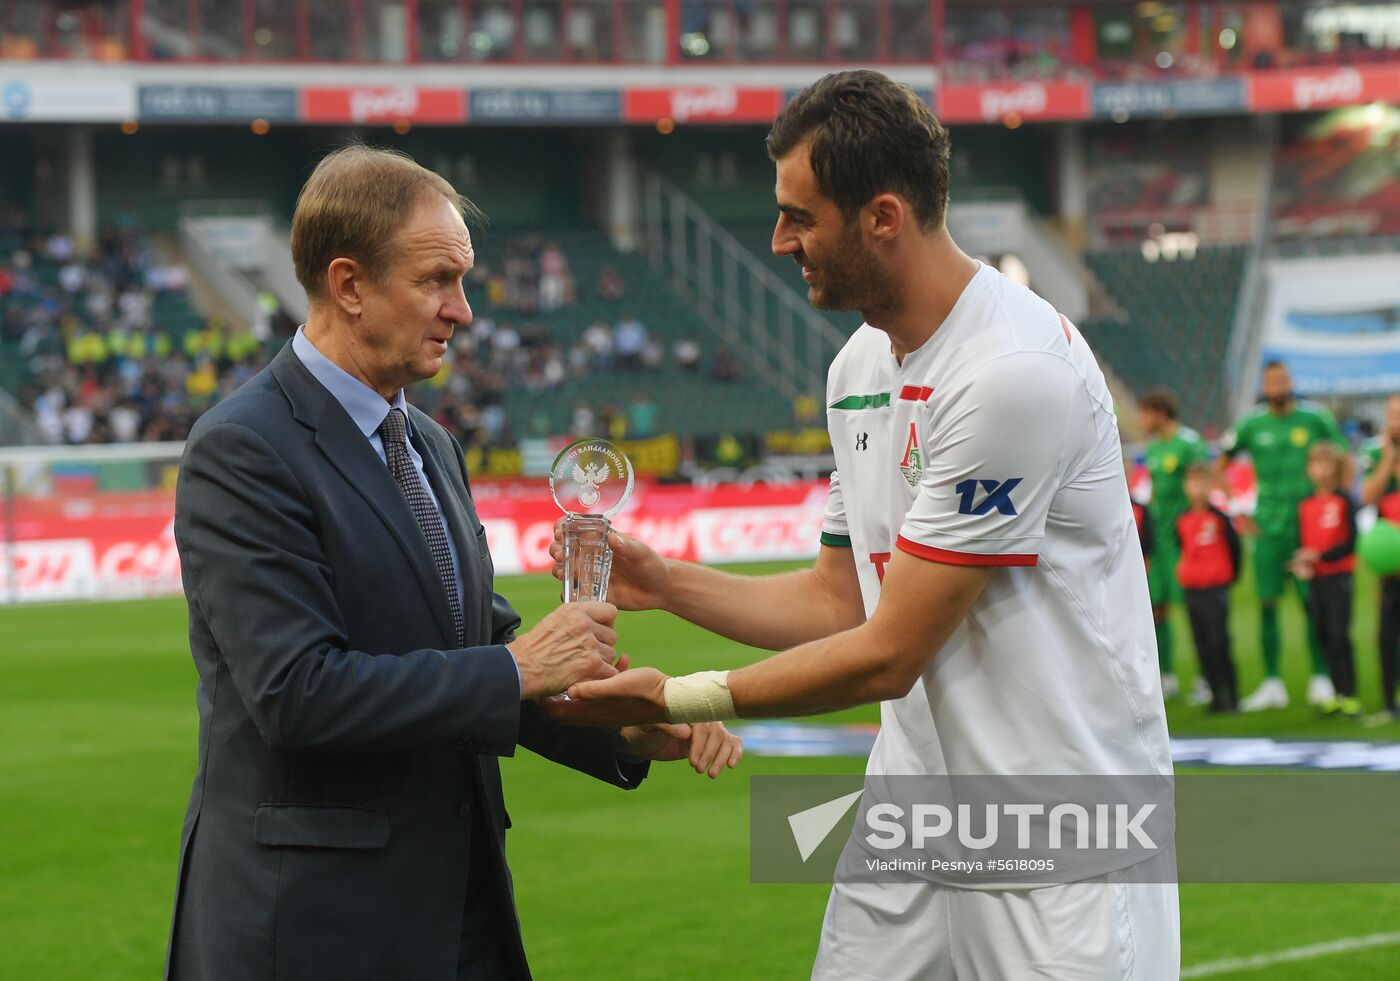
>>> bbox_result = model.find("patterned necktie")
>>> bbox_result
[378,407,464,646]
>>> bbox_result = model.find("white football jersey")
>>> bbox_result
[823,263,1171,779]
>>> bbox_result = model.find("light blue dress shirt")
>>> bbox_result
[291,326,466,621]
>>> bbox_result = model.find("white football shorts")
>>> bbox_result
[811,871,1179,980]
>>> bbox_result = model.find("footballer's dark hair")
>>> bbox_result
[1139,387,1179,421]
[766,69,952,231]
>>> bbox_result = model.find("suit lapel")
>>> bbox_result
[270,346,457,646]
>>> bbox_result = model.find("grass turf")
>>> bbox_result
[1,562,1398,979]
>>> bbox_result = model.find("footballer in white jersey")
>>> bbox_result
[810,262,1178,981]
[821,261,1172,781]
[547,69,1179,980]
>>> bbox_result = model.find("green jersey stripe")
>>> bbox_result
[820,532,853,548]
[829,393,891,410]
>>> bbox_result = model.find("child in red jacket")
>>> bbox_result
[1176,463,1240,712]
[1292,442,1361,717]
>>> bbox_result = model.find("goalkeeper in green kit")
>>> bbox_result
[1216,360,1350,710]
[1139,388,1210,701]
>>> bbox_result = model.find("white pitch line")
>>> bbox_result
[1180,932,1400,978]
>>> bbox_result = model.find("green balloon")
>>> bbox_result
[1359,519,1400,575]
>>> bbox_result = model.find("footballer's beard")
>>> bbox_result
[801,228,894,317]
[1266,392,1293,411]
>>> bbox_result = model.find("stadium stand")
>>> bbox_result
[0,217,800,448]
[1274,106,1400,240]
[1078,245,1248,433]
[6,0,1396,76]
[3,3,1399,450]
[418,227,798,442]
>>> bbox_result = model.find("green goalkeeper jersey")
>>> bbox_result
[1221,401,1347,537]
[1144,425,1209,532]
[1360,436,1400,497]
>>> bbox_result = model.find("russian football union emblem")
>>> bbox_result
[572,461,611,509]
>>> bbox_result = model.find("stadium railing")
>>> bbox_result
[0,388,46,447]
[1223,120,1281,424]
[178,201,308,325]
[1093,203,1263,250]
[1275,233,1400,259]
[640,171,848,406]
[176,215,262,331]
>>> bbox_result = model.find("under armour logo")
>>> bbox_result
[856,433,869,451]
[955,478,1022,516]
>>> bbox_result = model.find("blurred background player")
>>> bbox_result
[1139,387,1210,701]
[1360,394,1400,725]
[1176,463,1241,713]
[1292,442,1361,718]
[1217,361,1349,711]
[1130,458,1154,567]
[1357,394,1400,509]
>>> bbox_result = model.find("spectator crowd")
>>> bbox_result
[1,224,746,452]
[0,214,265,445]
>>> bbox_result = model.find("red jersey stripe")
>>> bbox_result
[896,535,1038,567]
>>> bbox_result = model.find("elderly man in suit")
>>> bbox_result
[166,145,741,981]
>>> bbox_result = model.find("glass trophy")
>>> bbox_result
[549,438,635,603]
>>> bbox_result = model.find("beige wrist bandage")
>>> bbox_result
[664,670,736,724]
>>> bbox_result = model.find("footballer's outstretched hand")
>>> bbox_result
[620,722,744,778]
[543,666,671,727]
[550,518,671,611]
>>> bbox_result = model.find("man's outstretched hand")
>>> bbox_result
[620,721,743,778]
[507,601,621,700]
[550,519,671,611]
[543,667,671,727]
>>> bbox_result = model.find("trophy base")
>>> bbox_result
[562,513,614,603]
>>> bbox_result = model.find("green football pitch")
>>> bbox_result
[2,562,1399,979]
